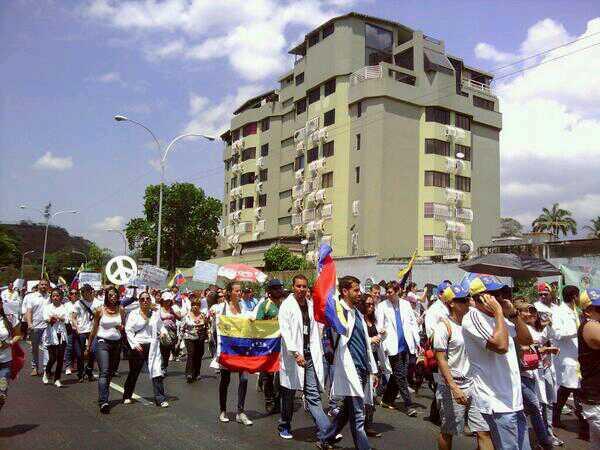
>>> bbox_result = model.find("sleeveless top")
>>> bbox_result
[578,319,600,404]
[97,310,122,341]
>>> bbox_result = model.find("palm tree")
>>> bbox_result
[583,216,600,238]
[531,203,577,240]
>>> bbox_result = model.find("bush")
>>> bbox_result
[263,245,310,272]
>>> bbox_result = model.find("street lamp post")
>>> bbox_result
[20,250,35,278]
[19,204,78,278]
[105,229,128,255]
[71,250,88,268]
[114,114,215,268]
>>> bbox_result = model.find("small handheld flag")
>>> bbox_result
[313,244,347,335]
[398,250,417,289]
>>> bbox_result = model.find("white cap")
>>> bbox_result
[161,291,174,301]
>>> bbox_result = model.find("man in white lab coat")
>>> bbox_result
[377,281,420,416]
[322,276,378,450]
[278,274,330,442]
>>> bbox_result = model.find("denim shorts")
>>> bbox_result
[436,382,489,435]
[0,361,12,401]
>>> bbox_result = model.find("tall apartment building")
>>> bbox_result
[216,12,501,267]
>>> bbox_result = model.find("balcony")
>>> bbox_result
[461,78,494,96]
[349,65,383,85]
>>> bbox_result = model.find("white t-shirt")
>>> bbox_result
[462,308,523,414]
[42,303,68,345]
[0,319,12,363]
[72,299,95,334]
[425,298,449,339]
[432,319,472,389]
[23,291,50,329]
[1,289,22,324]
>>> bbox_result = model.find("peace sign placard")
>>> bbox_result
[105,256,138,286]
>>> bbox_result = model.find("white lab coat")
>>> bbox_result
[552,302,580,389]
[278,293,324,390]
[330,300,377,403]
[125,309,165,379]
[375,298,421,356]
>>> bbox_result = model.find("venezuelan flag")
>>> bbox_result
[313,244,347,335]
[217,316,281,373]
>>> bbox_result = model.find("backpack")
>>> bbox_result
[423,319,453,373]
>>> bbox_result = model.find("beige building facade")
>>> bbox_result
[216,13,501,267]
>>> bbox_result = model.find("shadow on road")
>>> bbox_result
[0,424,39,437]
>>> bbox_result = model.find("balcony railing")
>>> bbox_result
[350,65,383,85]
[461,78,493,96]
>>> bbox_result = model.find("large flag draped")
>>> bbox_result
[217,316,280,373]
[313,244,347,335]
[398,250,417,288]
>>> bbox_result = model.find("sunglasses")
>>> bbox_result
[365,303,374,307]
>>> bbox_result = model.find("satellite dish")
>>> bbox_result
[459,242,472,254]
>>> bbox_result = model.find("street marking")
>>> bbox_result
[109,381,153,406]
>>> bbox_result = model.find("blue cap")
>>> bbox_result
[267,279,284,288]
[469,275,508,295]
[442,284,470,302]
[437,280,452,295]
[579,288,600,309]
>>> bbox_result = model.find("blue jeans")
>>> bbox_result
[323,356,342,411]
[324,386,371,450]
[95,338,121,405]
[482,410,532,450]
[0,361,11,410]
[64,331,73,369]
[73,332,94,379]
[521,376,551,448]
[279,357,331,441]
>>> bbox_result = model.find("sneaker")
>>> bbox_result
[160,401,170,408]
[78,377,85,383]
[279,429,293,440]
[550,437,565,447]
[380,401,397,410]
[366,429,382,438]
[236,412,253,426]
[406,408,418,417]
[123,398,133,405]
[186,376,194,383]
[100,403,110,414]
[42,373,49,385]
[333,434,343,444]
[219,412,230,423]
[54,380,62,388]
[327,406,340,417]
[65,368,72,375]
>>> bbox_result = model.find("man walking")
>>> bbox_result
[23,279,50,376]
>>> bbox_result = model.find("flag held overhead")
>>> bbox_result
[313,244,347,335]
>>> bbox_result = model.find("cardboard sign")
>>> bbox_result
[138,264,169,288]
[193,260,219,284]
[79,272,102,290]
[13,279,25,289]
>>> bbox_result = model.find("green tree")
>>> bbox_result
[263,245,310,271]
[531,203,577,239]
[499,217,523,237]
[0,226,21,266]
[125,182,222,270]
[583,216,600,238]
[87,243,112,272]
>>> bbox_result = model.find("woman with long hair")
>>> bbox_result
[0,297,22,411]
[182,294,209,383]
[158,292,182,375]
[87,286,125,414]
[42,288,68,387]
[212,282,252,425]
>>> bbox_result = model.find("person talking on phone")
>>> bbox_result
[462,276,533,450]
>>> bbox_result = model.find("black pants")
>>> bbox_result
[555,386,589,434]
[123,343,166,405]
[160,338,177,372]
[263,371,280,411]
[382,351,411,407]
[46,342,66,381]
[219,369,248,413]
[184,339,204,379]
[73,332,94,379]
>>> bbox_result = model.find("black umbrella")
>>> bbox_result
[458,253,561,278]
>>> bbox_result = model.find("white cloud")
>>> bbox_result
[92,215,125,231]
[503,182,560,197]
[474,43,515,63]
[519,18,572,56]
[33,152,73,171]
[561,194,600,219]
[87,71,124,84]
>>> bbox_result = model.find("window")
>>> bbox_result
[225,160,230,171]
[281,98,294,108]
[424,202,434,218]
[424,235,434,251]
[296,98,307,115]
[279,189,292,199]
[473,96,495,111]
[231,176,238,188]
[455,113,470,131]
[356,134,361,150]
[261,117,270,132]
[323,109,335,126]
[455,175,471,192]
[258,194,267,207]
[425,107,450,124]
[231,129,240,141]
[307,146,319,163]
[355,166,360,184]
[389,69,416,86]
[278,216,292,225]
[308,87,320,104]
[322,23,334,39]
[295,72,304,85]
[322,171,334,188]
[324,78,336,96]
[357,101,362,118]
[394,47,414,70]
[260,143,269,157]
[230,153,239,163]
[294,155,305,171]
[229,200,237,212]
[225,182,229,192]
[425,139,450,156]
[280,163,293,173]
[240,172,255,185]
[243,196,254,209]
[283,111,295,123]
[323,141,334,157]
[425,171,450,188]
[365,23,393,65]
[455,144,471,161]
[308,32,319,47]
[259,168,268,182]
[238,198,243,210]
[242,122,257,137]
[281,137,294,148]
[241,147,256,161]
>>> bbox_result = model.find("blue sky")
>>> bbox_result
[2,0,600,253]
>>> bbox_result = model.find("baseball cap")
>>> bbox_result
[161,291,174,301]
[441,284,470,302]
[267,279,284,288]
[578,288,600,310]
[537,282,551,294]
[468,275,508,295]
[436,280,452,295]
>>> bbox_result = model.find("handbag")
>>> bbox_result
[521,347,540,370]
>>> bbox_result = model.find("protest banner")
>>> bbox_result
[79,272,102,290]
[138,264,169,288]
[193,260,219,284]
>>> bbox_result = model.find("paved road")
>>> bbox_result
[0,347,589,450]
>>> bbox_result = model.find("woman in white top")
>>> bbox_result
[213,283,252,426]
[87,286,125,414]
[158,292,182,374]
[182,292,209,383]
[123,292,169,407]
[42,288,68,387]
[0,298,22,410]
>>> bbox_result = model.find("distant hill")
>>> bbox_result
[1,221,92,260]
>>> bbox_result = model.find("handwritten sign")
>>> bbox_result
[193,260,219,284]
[138,264,169,288]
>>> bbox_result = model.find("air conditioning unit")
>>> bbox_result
[446,157,465,173]
[446,220,466,235]
[305,191,316,207]
[308,131,319,146]
[295,169,304,181]
[456,207,474,222]
[232,210,242,222]
[255,182,264,193]
[236,221,252,233]
[232,187,242,198]
[255,220,265,233]
[292,184,304,198]
[228,212,236,222]
[445,188,464,203]
[254,207,263,219]
[352,200,360,217]
[232,139,244,152]
[293,225,303,235]
[231,163,242,174]
[316,219,326,232]
[302,208,315,223]
[306,221,317,234]
[306,117,319,133]
[256,157,265,168]
[225,225,235,236]
[228,234,240,245]
[293,199,303,211]
[294,127,306,143]
[321,203,333,219]
[444,125,465,142]
[296,141,305,155]
[315,189,326,204]
[292,213,302,226]
[317,128,328,142]
[303,180,313,192]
